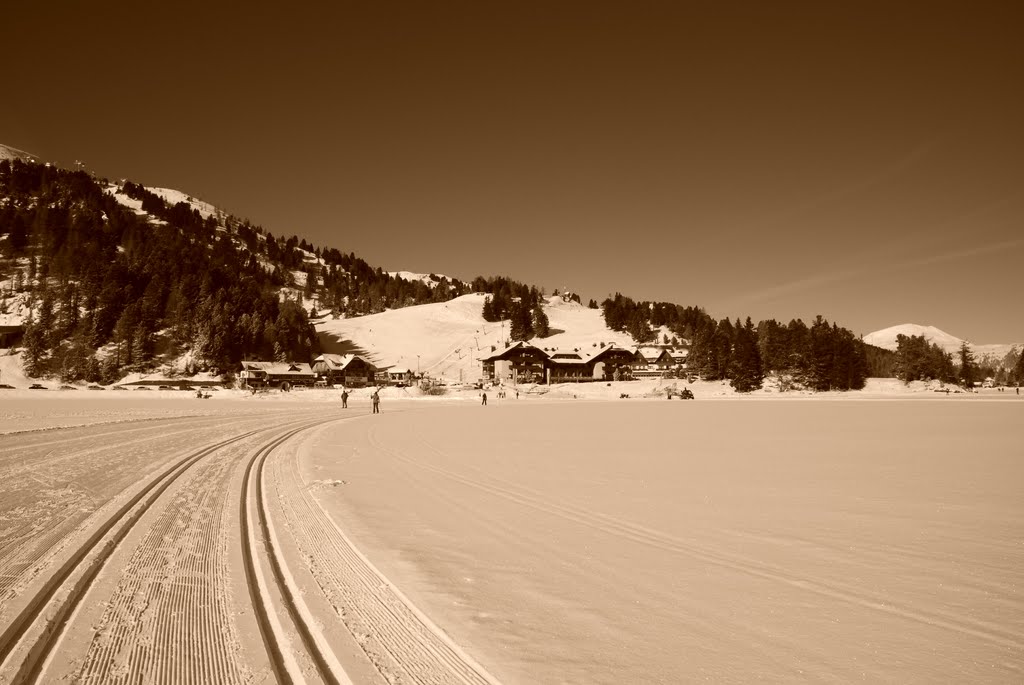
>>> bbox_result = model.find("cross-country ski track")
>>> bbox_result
[0,406,499,684]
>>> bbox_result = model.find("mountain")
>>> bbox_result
[863,324,967,353]
[864,324,1020,368]
[0,147,889,390]
[0,144,36,162]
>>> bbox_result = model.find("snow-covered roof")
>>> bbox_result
[313,353,373,370]
[479,341,547,362]
[241,360,313,375]
[635,347,673,362]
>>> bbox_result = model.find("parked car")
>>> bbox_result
[29,383,47,390]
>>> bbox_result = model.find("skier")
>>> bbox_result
[341,389,349,408]
[372,389,380,413]
[481,391,487,406]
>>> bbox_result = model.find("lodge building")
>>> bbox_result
[479,343,644,385]
[239,361,316,389]
[311,353,378,387]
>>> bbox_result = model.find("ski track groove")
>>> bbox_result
[0,415,288,604]
[275,422,499,685]
[76,449,245,684]
[0,418,327,683]
[396,430,1024,655]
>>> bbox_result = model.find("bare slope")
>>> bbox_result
[0,144,36,162]
[313,294,636,381]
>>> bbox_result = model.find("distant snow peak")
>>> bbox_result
[864,323,1021,366]
[863,324,965,352]
[0,143,38,163]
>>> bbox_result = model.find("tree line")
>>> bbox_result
[892,334,1023,386]
[599,292,871,392]
[2,159,320,381]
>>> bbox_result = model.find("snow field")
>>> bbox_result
[302,401,1024,684]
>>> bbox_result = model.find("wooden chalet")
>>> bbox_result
[545,345,637,383]
[311,353,377,387]
[480,342,639,385]
[480,341,547,385]
[589,345,636,381]
[631,347,676,377]
[239,360,316,389]
[669,347,689,373]
[546,350,589,383]
[386,367,414,386]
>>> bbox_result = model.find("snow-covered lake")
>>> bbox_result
[1,393,1020,682]
[303,400,1023,683]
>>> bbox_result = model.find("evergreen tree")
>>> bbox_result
[708,318,734,380]
[1013,348,1024,385]
[481,295,496,322]
[729,318,763,392]
[627,310,653,344]
[807,316,834,391]
[958,341,976,387]
[21,316,48,377]
[509,300,534,341]
[532,305,550,338]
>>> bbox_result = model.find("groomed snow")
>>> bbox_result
[302,400,1024,683]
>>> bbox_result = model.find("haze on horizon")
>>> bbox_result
[3,1,1022,343]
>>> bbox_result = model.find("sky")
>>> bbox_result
[3,1,1023,343]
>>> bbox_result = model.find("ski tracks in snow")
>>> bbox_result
[272,419,502,685]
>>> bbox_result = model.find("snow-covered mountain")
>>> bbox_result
[0,143,36,162]
[863,324,967,352]
[864,324,1020,366]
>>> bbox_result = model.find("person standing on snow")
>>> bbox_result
[481,391,487,406]
[372,389,380,413]
[341,389,349,408]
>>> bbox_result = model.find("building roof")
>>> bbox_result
[313,353,375,371]
[635,347,674,363]
[241,360,314,376]
[478,341,547,362]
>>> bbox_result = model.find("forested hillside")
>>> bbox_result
[0,158,474,383]
[7,155,999,393]
[599,292,872,392]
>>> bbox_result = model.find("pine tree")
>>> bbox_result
[627,310,652,344]
[509,301,534,341]
[21,316,48,377]
[532,305,550,338]
[729,318,763,392]
[807,316,834,391]
[1013,349,1024,385]
[958,341,976,387]
[482,295,496,322]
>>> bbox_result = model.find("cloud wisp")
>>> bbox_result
[725,233,1024,311]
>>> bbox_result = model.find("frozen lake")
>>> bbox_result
[304,400,1023,683]
[1,393,1020,682]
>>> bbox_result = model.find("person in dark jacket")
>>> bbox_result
[341,390,349,408]
[372,389,380,413]
[481,392,487,406]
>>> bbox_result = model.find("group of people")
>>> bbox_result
[339,388,380,413]
[481,387,518,405]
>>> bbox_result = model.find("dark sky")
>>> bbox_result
[4,1,1023,342]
